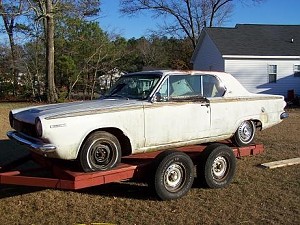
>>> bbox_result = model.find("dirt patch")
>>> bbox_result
[0,103,299,225]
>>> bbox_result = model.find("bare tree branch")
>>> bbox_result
[120,0,263,49]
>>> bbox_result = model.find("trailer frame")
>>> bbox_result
[0,143,263,192]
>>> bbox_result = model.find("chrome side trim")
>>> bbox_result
[7,131,56,152]
[280,112,289,120]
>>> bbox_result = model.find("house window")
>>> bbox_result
[268,65,277,83]
[294,65,300,77]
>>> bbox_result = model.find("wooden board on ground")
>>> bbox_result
[260,157,300,169]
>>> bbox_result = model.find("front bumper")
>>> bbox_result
[7,131,56,153]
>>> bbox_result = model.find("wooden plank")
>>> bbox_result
[260,158,300,169]
[0,175,75,189]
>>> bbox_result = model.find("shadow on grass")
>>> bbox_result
[79,182,159,201]
[0,139,30,164]
[79,174,209,201]
[0,184,45,199]
[79,176,209,201]
[0,139,47,199]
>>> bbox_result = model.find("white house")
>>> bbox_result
[191,24,300,98]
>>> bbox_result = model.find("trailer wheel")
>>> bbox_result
[79,131,121,172]
[151,150,194,200]
[197,143,236,189]
[232,120,255,146]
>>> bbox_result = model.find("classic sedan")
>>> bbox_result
[7,70,288,172]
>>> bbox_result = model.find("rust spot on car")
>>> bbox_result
[209,96,282,103]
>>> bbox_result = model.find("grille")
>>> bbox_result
[12,119,38,138]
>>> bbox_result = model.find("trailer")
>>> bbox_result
[0,142,263,200]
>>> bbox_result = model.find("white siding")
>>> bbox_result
[225,58,300,97]
[193,34,224,71]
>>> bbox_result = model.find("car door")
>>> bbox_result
[144,74,211,147]
[201,74,228,137]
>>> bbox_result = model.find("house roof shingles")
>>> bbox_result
[204,24,300,56]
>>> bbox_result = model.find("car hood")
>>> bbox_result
[12,99,145,124]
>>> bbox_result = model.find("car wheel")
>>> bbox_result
[197,143,236,189]
[79,131,121,172]
[232,120,255,146]
[151,150,194,200]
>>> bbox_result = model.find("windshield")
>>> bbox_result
[104,74,161,100]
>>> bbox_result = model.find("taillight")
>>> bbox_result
[35,117,43,137]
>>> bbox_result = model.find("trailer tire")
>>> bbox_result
[79,131,121,172]
[151,150,194,200]
[197,143,236,189]
[232,120,255,147]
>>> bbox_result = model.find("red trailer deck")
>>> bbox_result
[0,143,263,192]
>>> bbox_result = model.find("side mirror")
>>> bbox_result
[152,92,162,103]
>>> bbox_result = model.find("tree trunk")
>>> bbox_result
[7,27,18,96]
[45,0,58,103]
[0,1,18,96]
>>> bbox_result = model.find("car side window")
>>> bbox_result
[202,75,225,98]
[156,75,202,101]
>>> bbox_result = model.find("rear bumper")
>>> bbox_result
[280,112,289,120]
[7,131,56,153]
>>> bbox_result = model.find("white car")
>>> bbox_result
[7,70,288,172]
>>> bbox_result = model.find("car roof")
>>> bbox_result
[125,70,230,77]
[124,70,250,97]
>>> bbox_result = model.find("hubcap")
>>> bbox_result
[212,156,227,180]
[164,164,184,192]
[238,121,253,142]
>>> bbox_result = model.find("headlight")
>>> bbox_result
[35,117,43,137]
[9,111,14,127]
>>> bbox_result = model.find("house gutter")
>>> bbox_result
[222,55,300,60]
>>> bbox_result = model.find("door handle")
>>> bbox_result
[201,103,210,107]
